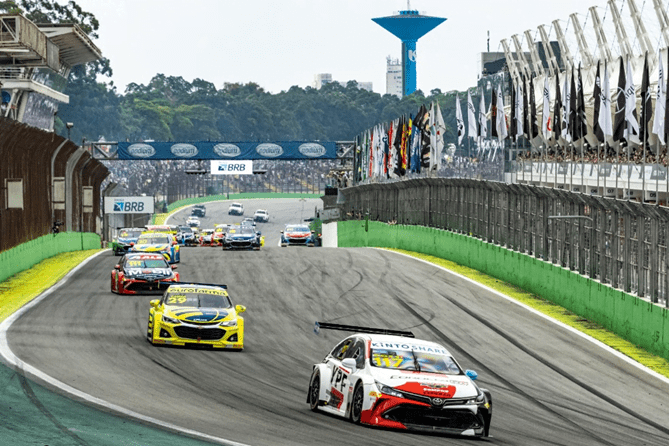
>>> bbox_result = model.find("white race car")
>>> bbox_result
[306,323,492,437]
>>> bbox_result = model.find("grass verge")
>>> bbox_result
[386,248,669,380]
[0,249,102,323]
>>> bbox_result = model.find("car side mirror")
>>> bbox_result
[235,304,246,314]
[130,242,135,246]
[341,358,357,372]
[257,232,262,236]
[171,265,177,269]
[465,370,478,381]
[114,264,120,270]
[149,299,160,308]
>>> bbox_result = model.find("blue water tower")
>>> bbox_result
[373,7,446,97]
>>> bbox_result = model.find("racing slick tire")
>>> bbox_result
[308,370,323,411]
[349,382,364,424]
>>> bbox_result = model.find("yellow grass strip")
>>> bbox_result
[0,250,102,322]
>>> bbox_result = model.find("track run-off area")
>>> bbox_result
[2,198,669,446]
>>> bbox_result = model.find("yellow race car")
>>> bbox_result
[132,231,181,263]
[147,283,245,349]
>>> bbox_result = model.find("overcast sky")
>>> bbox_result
[74,0,654,95]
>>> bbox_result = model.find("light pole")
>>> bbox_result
[66,122,74,140]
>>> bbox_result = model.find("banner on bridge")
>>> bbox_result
[104,196,155,214]
[116,141,336,160]
[210,160,253,175]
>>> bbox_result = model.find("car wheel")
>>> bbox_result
[350,383,364,424]
[308,370,323,411]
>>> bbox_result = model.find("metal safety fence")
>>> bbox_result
[339,178,669,308]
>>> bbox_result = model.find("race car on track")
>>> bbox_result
[176,225,197,246]
[131,232,181,264]
[222,225,262,250]
[280,224,316,247]
[253,209,269,223]
[191,204,206,218]
[306,323,492,437]
[110,228,144,256]
[186,216,201,228]
[111,253,179,294]
[199,229,215,246]
[212,224,231,246]
[147,282,246,349]
[228,202,244,215]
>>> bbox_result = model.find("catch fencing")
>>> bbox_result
[339,178,669,308]
[0,117,108,254]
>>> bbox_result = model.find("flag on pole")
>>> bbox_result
[510,80,517,140]
[553,70,562,140]
[624,57,639,142]
[599,61,613,140]
[653,48,666,145]
[613,57,626,142]
[593,61,603,142]
[576,64,587,142]
[455,94,465,145]
[639,52,651,146]
[467,90,477,139]
[569,67,577,141]
[431,102,446,170]
[529,77,538,138]
[516,80,524,138]
[491,87,498,138]
[523,75,529,139]
[478,88,487,139]
[410,121,421,173]
[562,70,571,142]
[542,76,551,140]
[496,87,508,141]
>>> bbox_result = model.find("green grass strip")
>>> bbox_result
[386,248,669,380]
[0,249,102,323]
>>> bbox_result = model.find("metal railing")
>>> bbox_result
[340,178,669,308]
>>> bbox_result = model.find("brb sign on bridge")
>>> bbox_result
[210,160,253,175]
[104,196,155,214]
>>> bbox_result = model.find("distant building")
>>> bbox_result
[386,56,402,98]
[312,73,333,89]
[312,73,373,92]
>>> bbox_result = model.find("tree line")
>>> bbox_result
[2,1,470,147]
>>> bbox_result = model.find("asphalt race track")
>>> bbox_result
[6,199,669,445]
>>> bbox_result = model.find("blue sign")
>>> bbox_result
[116,141,336,160]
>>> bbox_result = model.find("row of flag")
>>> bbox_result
[355,102,446,182]
[455,48,669,153]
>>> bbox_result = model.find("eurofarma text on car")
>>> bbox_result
[306,323,492,437]
[147,283,246,349]
[111,253,179,294]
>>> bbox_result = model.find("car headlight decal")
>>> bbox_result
[376,381,403,399]
[219,319,237,327]
[162,314,179,324]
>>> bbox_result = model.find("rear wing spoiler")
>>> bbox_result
[167,282,228,289]
[314,321,414,338]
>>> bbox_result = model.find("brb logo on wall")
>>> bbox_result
[210,160,253,175]
[104,197,155,214]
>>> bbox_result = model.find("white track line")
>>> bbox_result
[380,248,669,386]
[0,249,249,446]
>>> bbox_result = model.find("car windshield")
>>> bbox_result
[238,227,255,234]
[125,258,169,268]
[119,230,142,238]
[137,235,170,244]
[164,289,232,308]
[286,226,310,233]
[370,348,462,375]
[179,226,193,233]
